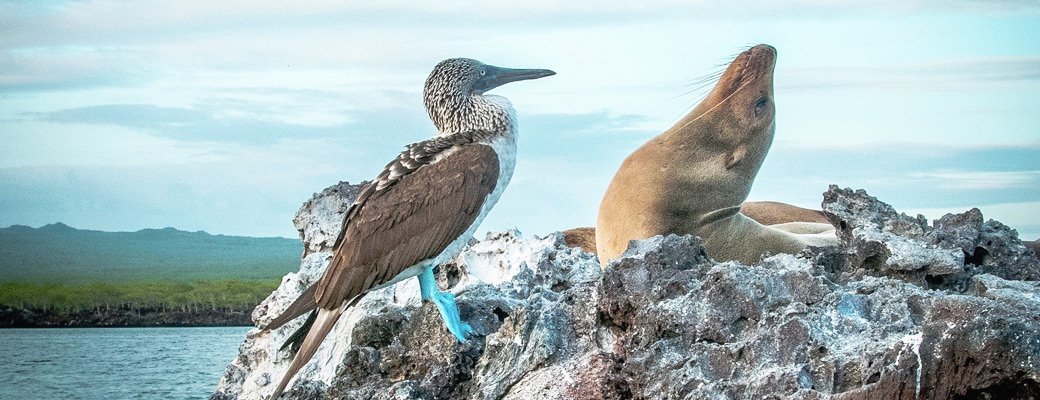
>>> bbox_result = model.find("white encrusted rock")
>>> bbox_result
[212,184,1040,400]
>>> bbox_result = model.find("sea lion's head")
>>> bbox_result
[664,44,778,211]
[694,44,777,133]
[672,45,777,162]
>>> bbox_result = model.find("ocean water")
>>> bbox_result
[0,327,249,400]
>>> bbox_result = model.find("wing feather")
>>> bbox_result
[314,144,500,308]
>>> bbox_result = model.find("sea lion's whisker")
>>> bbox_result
[674,77,755,132]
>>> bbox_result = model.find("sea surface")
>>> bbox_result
[0,326,249,400]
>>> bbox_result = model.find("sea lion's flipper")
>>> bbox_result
[562,227,597,254]
[1024,239,1039,261]
[769,222,835,235]
[741,201,830,226]
[262,283,317,331]
[268,305,345,400]
[725,145,747,169]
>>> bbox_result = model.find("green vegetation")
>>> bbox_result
[0,280,280,314]
[0,223,302,284]
[0,223,301,317]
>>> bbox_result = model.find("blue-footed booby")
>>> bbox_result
[262,58,554,399]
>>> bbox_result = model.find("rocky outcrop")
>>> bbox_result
[212,184,1040,400]
[292,181,365,257]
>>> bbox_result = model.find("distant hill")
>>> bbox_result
[0,223,303,284]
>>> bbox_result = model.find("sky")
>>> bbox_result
[1,1,1039,241]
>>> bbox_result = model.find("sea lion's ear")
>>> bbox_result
[725,145,746,169]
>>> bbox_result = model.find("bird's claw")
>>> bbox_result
[429,291,472,342]
[457,321,474,341]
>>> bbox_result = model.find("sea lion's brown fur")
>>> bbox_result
[564,201,827,257]
[741,201,829,226]
[562,227,597,254]
[596,45,836,266]
[1025,239,1040,260]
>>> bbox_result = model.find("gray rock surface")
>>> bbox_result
[212,184,1040,400]
[292,181,365,257]
[822,185,1040,289]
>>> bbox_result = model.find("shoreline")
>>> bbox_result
[0,305,257,328]
[0,325,254,329]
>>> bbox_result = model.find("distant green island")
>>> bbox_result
[0,223,303,327]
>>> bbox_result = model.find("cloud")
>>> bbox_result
[2,0,1037,99]
[0,46,154,92]
[5,3,1039,68]
[37,104,207,127]
[477,111,658,234]
[479,156,610,235]
[2,1,1038,240]
[780,57,1040,92]
[745,142,1040,240]
[2,110,1038,239]
[0,164,306,238]
[23,102,655,152]
[0,133,385,237]
[4,1,1037,43]
[752,142,1040,210]
[524,111,651,134]
[24,101,437,146]
[908,170,1040,190]
[25,104,339,144]
[520,111,656,157]
[0,122,221,169]
[0,109,654,238]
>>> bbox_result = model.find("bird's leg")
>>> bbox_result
[418,265,472,342]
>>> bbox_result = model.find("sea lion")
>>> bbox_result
[740,201,828,226]
[596,44,837,266]
[1025,239,1040,259]
[563,200,828,256]
[562,227,597,254]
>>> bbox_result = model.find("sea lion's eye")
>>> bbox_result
[754,97,769,117]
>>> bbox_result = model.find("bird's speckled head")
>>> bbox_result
[423,58,554,134]
[424,58,484,99]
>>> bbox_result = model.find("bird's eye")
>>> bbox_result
[479,69,486,76]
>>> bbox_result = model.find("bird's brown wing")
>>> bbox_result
[314,143,500,309]
[261,283,317,331]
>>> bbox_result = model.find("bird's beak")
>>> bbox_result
[473,65,555,93]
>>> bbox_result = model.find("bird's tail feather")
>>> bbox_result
[268,305,344,400]
[279,293,365,354]
[262,283,318,331]
[279,310,316,353]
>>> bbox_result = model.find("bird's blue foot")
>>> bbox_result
[430,291,473,341]
[418,266,472,342]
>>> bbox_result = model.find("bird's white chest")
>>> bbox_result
[434,132,516,264]
[376,129,517,288]
[486,133,517,206]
